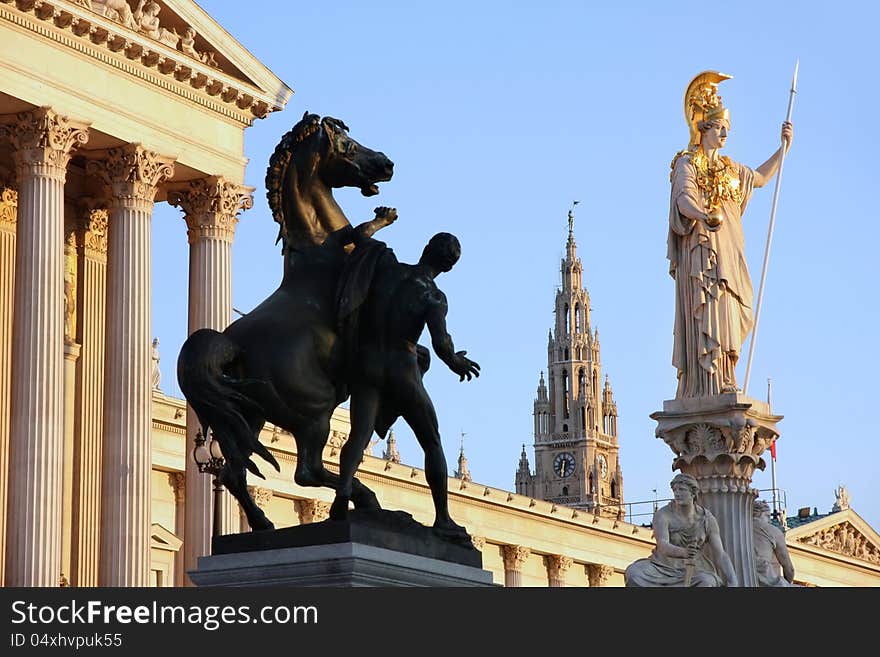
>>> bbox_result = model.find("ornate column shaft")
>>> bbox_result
[90,144,173,586]
[60,224,80,585]
[501,545,530,587]
[3,108,88,586]
[652,393,782,587]
[169,472,186,586]
[69,206,108,586]
[168,177,252,583]
[545,554,574,587]
[0,178,18,586]
[586,563,614,587]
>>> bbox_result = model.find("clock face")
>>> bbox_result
[553,452,576,478]
[598,454,609,480]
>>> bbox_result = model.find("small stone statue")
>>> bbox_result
[625,473,738,587]
[832,484,851,512]
[151,337,161,390]
[753,500,796,586]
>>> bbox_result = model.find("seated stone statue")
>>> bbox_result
[625,473,738,587]
[753,499,796,587]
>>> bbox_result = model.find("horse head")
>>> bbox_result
[266,111,394,251]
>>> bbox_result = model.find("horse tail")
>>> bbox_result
[177,328,280,478]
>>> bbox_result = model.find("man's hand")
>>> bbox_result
[374,206,398,225]
[452,350,480,382]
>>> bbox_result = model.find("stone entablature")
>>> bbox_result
[0,0,284,121]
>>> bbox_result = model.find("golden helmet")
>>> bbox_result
[684,71,732,148]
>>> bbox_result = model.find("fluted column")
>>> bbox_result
[3,108,88,586]
[0,178,18,586]
[169,472,185,586]
[60,224,80,585]
[586,563,614,587]
[69,206,107,586]
[168,177,252,583]
[90,144,174,586]
[545,554,573,587]
[501,545,530,587]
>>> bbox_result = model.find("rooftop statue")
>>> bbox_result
[178,112,395,532]
[667,72,793,398]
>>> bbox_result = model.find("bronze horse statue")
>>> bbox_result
[177,112,395,531]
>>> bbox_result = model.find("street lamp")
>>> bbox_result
[193,429,225,540]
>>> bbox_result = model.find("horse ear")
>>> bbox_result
[302,110,309,119]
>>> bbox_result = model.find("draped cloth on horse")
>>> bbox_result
[335,238,431,438]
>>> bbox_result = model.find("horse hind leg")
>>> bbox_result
[220,460,274,531]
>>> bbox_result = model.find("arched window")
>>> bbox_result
[562,423,568,432]
[610,479,617,498]
[562,486,569,496]
[564,303,569,334]
[575,303,581,333]
[564,348,569,361]
[589,474,595,494]
[562,370,569,418]
[578,368,586,397]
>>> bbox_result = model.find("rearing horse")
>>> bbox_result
[177,112,395,531]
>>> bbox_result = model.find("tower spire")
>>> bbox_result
[382,427,401,463]
[454,430,471,481]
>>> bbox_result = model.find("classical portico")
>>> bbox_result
[0,0,290,586]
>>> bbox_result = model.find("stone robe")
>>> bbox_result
[667,152,756,397]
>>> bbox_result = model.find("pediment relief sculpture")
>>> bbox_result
[798,522,880,564]
[83,0,221,68]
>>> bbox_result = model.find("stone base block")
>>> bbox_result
[189,542,496,587]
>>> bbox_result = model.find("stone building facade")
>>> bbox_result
[1,0,879,588]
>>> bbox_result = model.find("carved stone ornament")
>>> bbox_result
[0,188,18,229]
[3,107,89,172]
[167,176,253,242]
[245,485,273,510]
[295,498,331,524]
[168,471,185,502]
[470,535,486,551]
[501,545,531,572]
[87,144,174,204]
[81,208,109,255]
[546,554,574,580]
[587,563,614,587]
[798,522,880,564]
[0,0,272,118]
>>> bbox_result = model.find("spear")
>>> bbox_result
[742,61,798,396]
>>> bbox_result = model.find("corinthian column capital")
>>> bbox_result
[501,545,531,572]
[3,107,89,176]
[167,176,254,243]
[86,144,174,207]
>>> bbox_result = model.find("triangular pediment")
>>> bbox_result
[786,508,880,566]
[150,523,183,552]
[3,0,291,119]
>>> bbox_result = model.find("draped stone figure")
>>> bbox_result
[668,72,793,398]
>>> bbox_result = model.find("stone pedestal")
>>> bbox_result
[651,393,782,587]
[189,510,496,587]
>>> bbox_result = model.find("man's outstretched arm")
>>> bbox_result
[425,293,480,382]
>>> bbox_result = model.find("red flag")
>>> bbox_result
[770,440,777,460]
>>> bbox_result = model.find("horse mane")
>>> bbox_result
[265,111,322,249]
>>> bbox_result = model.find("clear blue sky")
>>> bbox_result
[151,1,880,531]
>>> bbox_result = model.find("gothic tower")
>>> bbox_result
[515,205,624,517]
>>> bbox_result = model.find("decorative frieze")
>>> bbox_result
[0,188,17,230]
[0,0,274,119]
[799,523,880,564]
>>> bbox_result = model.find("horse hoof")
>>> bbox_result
[352,490,381,511]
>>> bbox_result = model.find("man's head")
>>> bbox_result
[753,499,771,521]
[420,232,461,273]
